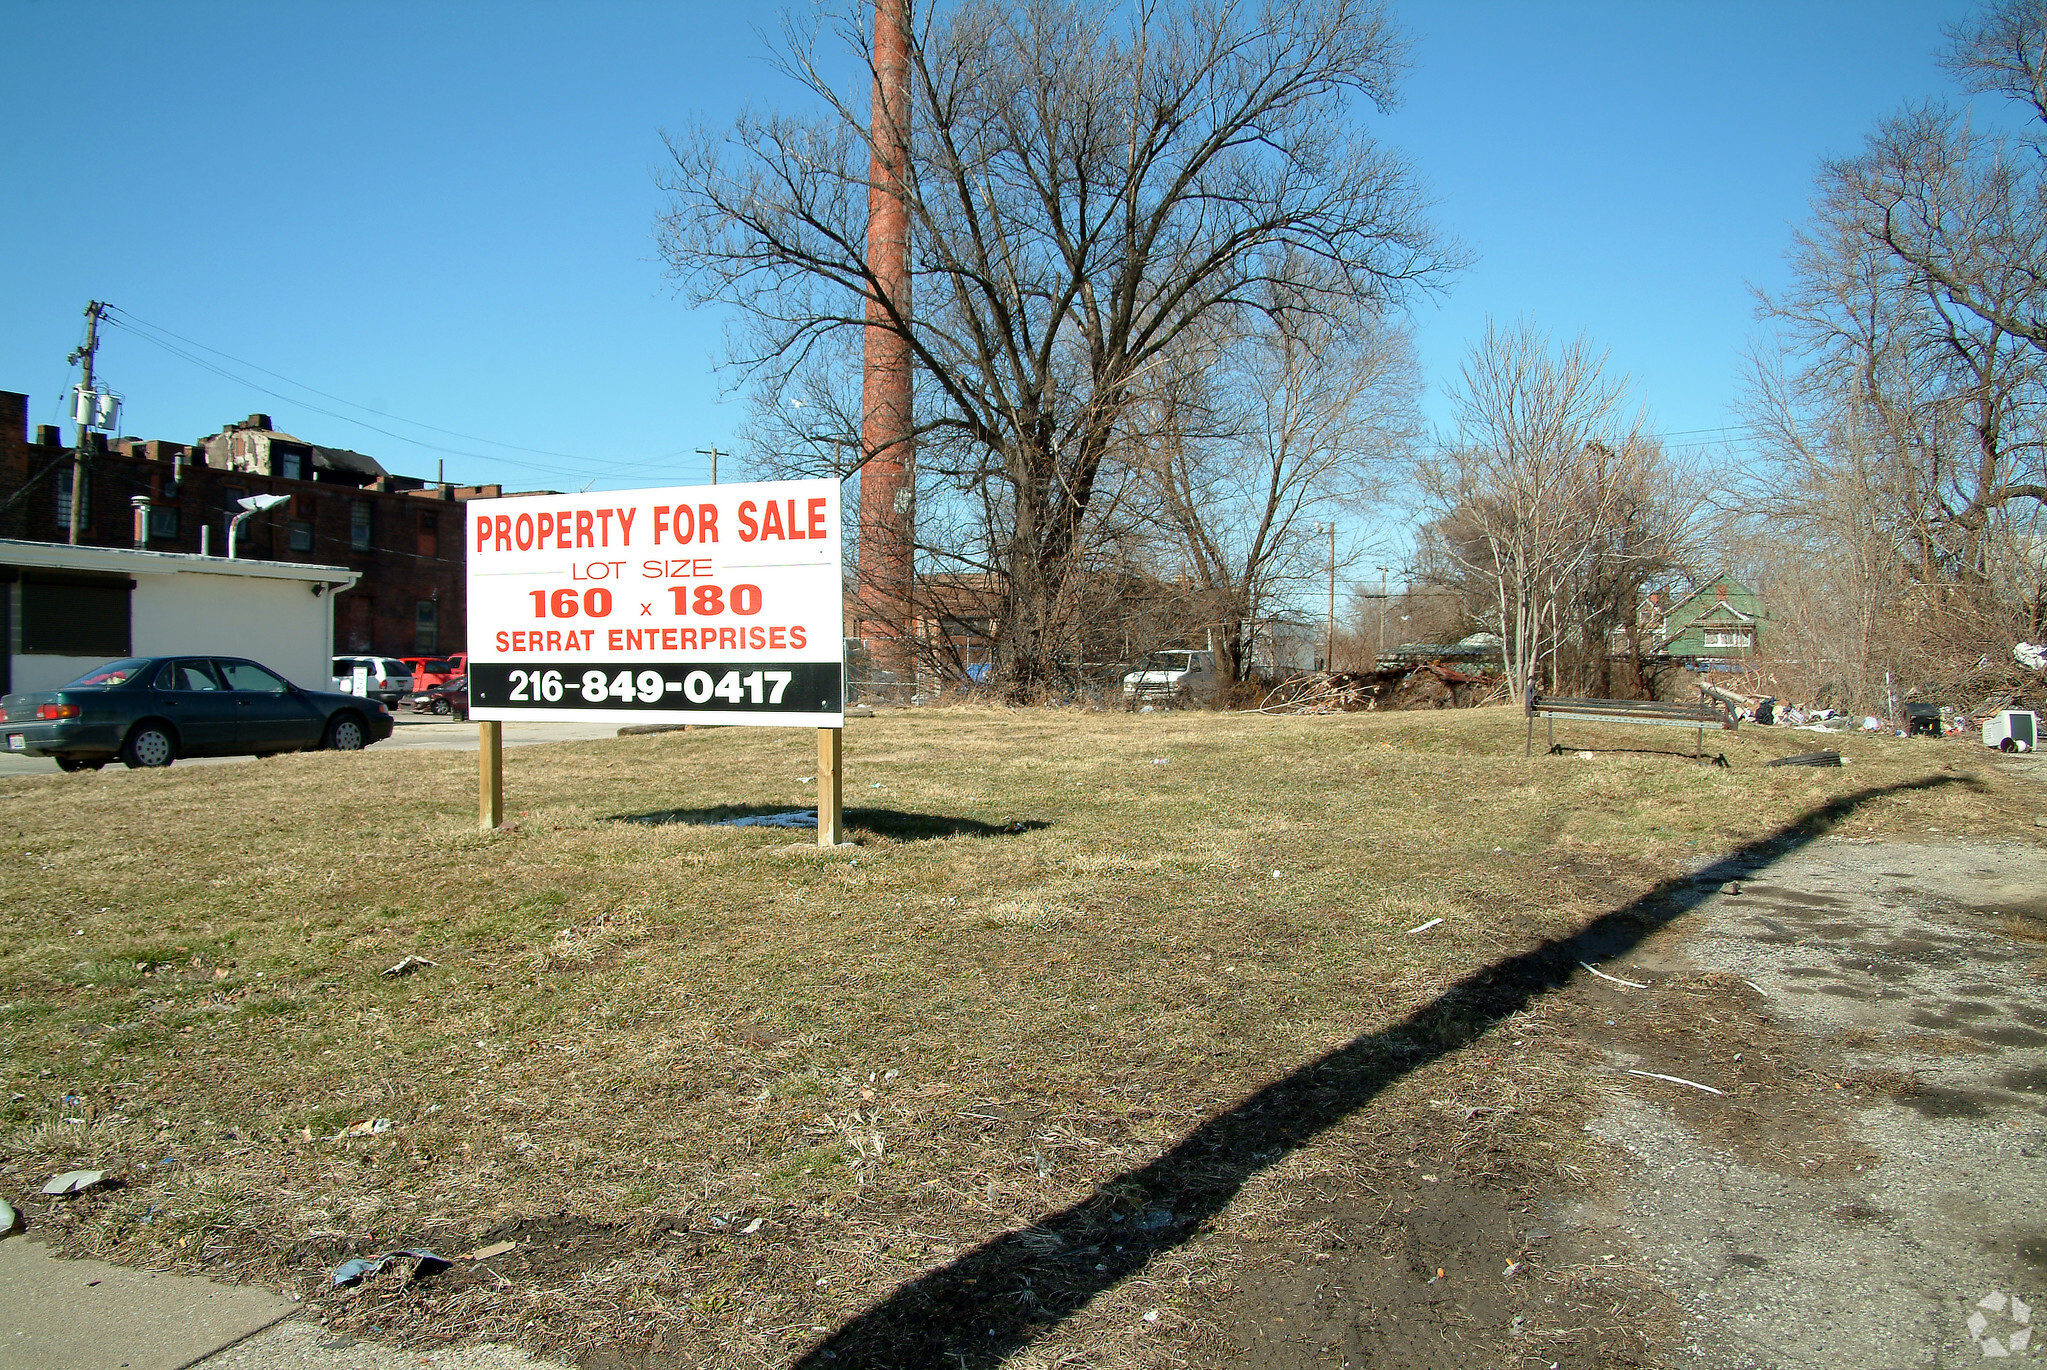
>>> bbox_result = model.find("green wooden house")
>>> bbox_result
[1648,575,1768,661]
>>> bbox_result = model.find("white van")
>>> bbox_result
[330,656,414,707]
[1121,650,1219,706]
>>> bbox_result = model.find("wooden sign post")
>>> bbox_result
[818,726,843,846]
[479,720,503,830]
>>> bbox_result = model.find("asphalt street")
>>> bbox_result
[0,715,623,778]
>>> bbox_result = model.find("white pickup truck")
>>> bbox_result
[1121,650,1219,706]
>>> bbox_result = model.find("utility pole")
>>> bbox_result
[1377,565,1389,660]
[1320,522,1336,671]
[66,301,106,545]
[695,446,727,485]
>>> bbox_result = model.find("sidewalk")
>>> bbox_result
[0,1233,567,1370]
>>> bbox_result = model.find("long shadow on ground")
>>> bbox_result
[795,777,1971,1368]
[608,805,1047,841]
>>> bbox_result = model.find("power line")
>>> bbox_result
[99,308,720,485]
[104,307,599,463]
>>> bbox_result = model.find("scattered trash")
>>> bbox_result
[1578,961,1649,989]
[1271,870,1282,879]
[1426,1266,1446,1284]
[1405,917,1444,935]
[0,1197,18,1235]
[797,775,815,784]
[459,1240,517,1262]
[1135,1209,1176,1231]
[1151,757,1170,766]
[719,810,816,829]
[1626,1069,1725,1096]
[739,1217,764,1235]
[331,1248,450,1288]
[41,1170,106,1196]
[341,1119,394,1138]
[1503,1260,1523,1278]
[1574,750,1595,760]
[1142,1309,1160,1323]
[1766,750,1842,768]
[2016,642,2046,673]
[1861,716,1884,731]
[1743,979,1768,996]
[381,956,436,977]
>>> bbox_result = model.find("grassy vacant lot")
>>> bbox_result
[0,707,2036,1368]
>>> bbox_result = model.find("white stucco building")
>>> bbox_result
[0,540,357,696]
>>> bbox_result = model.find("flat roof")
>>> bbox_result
[0,539,358,587]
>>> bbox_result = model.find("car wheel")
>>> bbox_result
[122,724,177,769]
[326,714,368,752]
[431,698,450,715]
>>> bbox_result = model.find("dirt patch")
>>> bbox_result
[1210,1175,1669,1369]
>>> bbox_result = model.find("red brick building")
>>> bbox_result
[0,392,544,658]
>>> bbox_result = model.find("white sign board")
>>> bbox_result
[465,479,843,726]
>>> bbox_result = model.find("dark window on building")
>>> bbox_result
[415,599,438,652]
[289,520,313,553]
[349,501,372,552]
[279,450,304,481]
[417,510,439,558]
[20,573,130,657]
[148,505,179,540]
[55,468,90,530]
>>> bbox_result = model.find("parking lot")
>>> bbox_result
[0,713,623,776]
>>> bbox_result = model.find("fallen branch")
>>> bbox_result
[1626,1069,1725,1096]
[1578,961,1649,989]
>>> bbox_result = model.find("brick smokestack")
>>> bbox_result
[859,0,916,688]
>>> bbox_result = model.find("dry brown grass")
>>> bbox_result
[0,706,2035,1366]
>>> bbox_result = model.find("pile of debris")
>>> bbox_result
[1259,663,1506,714]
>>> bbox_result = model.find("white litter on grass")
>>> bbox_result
[740,1217,764,1235]
[1405,917,1444,935]
[41,1170,105,1196]
[720,810,817,829]
[1578,961,1649,989]
[1626,1069,1725,1096]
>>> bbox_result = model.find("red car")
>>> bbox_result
[410,675,468,719]
[400,653,468,693]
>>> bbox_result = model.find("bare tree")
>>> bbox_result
[1412,322,1685,703]
[1747,0,2047,702]
[657,0,1458,698]
[1139,300,1422,682]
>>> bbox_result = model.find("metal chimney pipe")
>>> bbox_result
[130,495,152,548]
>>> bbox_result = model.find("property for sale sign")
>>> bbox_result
[465,479,842,726]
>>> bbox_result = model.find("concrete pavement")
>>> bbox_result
[0,716,623,778]
[0,1232,567,1370]
[0,1232,288,1370]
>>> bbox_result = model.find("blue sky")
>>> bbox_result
[0,1,1975,496]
